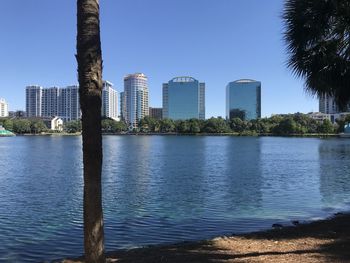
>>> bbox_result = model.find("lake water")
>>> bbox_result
[1,136,350,262]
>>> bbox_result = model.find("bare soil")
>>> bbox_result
[61,213,350,263]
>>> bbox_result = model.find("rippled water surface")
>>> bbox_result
[1,136,350,262]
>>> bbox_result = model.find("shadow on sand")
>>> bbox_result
[61,213,350,263]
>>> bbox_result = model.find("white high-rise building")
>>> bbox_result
[319,94,350,114]
[42,87,60,117]
[26,85,80,121]
[59,85,80,122]
[102,81,119,121]
[123,73,149,128]
[0,98,9,117]
[26,85,43,117]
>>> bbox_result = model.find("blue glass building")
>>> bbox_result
[226,79,261,120]
[163,77,205,120]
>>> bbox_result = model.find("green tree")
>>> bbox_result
[77,0,105,261]
[30,120,47,134]
[101,118,115,133]
[188,119,201,133]
[318,119,335,134]
[13,119,31,134]
[283,0,350,109]
[273,117,297,135]
[203,117,230,133]
[64,120,82,133]
[160,118,175,133]
[229,117,246,133]
[175,120,189,133]
[2,119,13,131]
[114,121,127,132]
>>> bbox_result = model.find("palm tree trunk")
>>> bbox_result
[76,0,105,262]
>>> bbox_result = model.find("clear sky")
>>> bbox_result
[0,0,318,117]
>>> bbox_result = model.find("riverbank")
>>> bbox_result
[60,212,350,263]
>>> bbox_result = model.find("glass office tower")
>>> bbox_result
[226,79,261,120]
[163,76,205,120]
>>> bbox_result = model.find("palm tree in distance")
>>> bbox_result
[76,0,105,262]
[283,0,350,109]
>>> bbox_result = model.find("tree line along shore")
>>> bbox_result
[1,113,349,136]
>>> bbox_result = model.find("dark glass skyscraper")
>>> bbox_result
[226,79,261,120]
[163,76,205,120]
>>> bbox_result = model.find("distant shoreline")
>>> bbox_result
[9,132,340,138]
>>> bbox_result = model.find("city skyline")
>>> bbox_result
[0,0,318,117]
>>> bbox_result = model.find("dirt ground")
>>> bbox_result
[61,213,350,263]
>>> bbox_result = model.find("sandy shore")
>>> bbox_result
[61,212,350,263]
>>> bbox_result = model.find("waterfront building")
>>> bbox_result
[149,107,163,120]
[26,85,80,121]
[319,94,350,123]
[58,85,80,122]
[0,98,9,117]
[162,76,205,120]
[120,91,126,121]
[226,79,261,121]
[319,94,350,114]
[26,85,43,117]
[307,112,331,122]
[123,73,149,128]
[102,81,119,121]
[43,117,64,131]
[9,111,26,118]
[42,86,60,117]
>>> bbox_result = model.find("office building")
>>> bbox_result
[149,107,163,119]
[102,81,119,121]
[162,76,205,120]
[123,73,149,128]
[226,79,261,120]
[0,98,9,117]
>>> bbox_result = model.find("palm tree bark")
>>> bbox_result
[76,0,105,262]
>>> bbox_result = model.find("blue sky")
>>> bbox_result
[0,0,318,117]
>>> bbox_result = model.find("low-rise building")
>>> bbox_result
[330,112,350,123]
[149,107,163,119]
[43,117,64,131]
[307,112,331,122]
[8,110,26,118]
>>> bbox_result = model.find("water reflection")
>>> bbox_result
[103,136,152,217]
[260,137,322,219]
[222,137,262,214]
[2,136,350,262]
[156,136,207,219]
[318,139,350,209]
